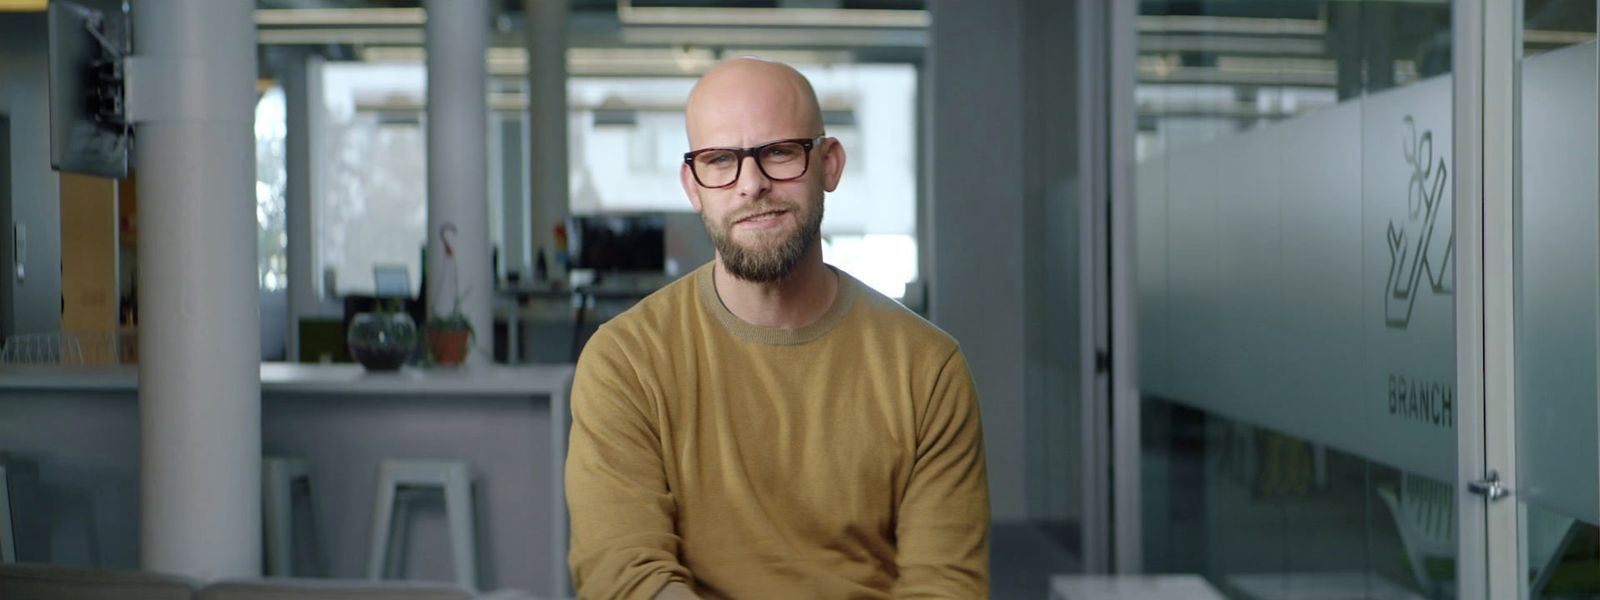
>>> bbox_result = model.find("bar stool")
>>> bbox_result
[0,460,14,563]
[263,456,321,576]
[365,460,478,591]
[0,454,40,565]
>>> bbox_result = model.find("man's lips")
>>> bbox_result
[734,208,789,225]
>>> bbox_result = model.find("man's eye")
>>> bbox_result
[702,153,734,166]
[763,147,795,160]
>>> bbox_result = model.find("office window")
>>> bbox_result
[280,62,917,300]
[255,86,287,291]
[318,63,429,298]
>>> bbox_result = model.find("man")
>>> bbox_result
[566,57,989,599]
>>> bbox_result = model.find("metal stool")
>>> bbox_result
[365,460,478,591]
[263,456,321,576]
[0,461,13,563]
[0,455,40,564]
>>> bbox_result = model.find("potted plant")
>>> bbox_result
[426,300,473,367]
[427,223,474,367]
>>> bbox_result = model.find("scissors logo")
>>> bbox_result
[1386,116,1455,329]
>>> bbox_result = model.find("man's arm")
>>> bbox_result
[892,348,991,598]
[567,328,697,599]
[653,582,700,600]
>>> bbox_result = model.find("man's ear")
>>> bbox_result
[821,137,847,192]
[681,163,704,212]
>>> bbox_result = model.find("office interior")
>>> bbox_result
[2,0,1599,599]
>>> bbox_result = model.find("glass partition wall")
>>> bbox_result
[1134,1,1463,597]
[1126,1,1600,598]
[1514,1,1600,598]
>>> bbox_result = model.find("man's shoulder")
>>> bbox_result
[587,266,705,350]
[840,271,961,358]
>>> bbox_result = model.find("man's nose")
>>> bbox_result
[735,154,771,197]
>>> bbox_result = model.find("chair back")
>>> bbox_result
[200,578,473,600]
[1377,473,1456,593]
[0,563,198,600]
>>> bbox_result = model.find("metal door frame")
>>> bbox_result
[1081,0,1143,574]
[1473,0,1523,597]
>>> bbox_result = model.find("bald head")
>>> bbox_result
[678,57,846,282]
[685,57,824,149]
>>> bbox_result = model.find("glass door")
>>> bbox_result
[1511,1,1600,598]
[1126,1,1475,597]
[1109,0,1600,597]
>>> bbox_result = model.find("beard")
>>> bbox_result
[704,195,824,283]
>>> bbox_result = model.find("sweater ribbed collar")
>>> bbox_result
[695,261,857,346]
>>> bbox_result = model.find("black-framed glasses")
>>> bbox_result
[683,136,823,189]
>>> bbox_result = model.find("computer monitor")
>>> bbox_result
[567,214,666,275]
[372,264,411,298]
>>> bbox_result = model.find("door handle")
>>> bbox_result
[1467,470,1510,502]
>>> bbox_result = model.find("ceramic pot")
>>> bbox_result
[428,327,470,366]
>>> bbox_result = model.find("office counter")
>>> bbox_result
[0,363,574,597]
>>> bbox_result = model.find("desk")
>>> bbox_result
[0,363,575,598]
[496,280,661,363]
[1225,572,1425,600]
[1049,574,1227,600]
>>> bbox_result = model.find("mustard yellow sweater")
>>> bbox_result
[566,263,990,599]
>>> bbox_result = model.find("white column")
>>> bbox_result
[284,51,323,361]
[426,0,493,362]
[499,115,528,281]
[524,0,569,282]
[132,0,261,579]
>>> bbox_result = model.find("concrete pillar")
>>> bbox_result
[523,0,568,282]
[132,0,261,579]
[927,0,1028,521]
[283,51,323,361]
[425,0,493,361]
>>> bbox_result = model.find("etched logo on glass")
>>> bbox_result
[1386,116,1455,329]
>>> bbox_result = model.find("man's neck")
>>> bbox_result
[712,247,838,330]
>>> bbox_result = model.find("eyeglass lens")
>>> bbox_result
[692,141,809,187]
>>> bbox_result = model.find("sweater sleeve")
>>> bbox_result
[566,327,694,599]
[892,348,991,598]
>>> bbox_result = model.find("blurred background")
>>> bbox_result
[3,1,1600,599]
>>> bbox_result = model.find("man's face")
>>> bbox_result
[681,66,845,283]
[689,138,828,283]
